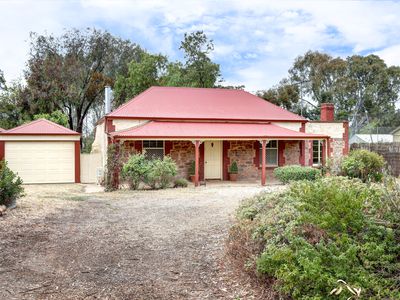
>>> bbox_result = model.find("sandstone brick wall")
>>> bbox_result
[284,141,300,165]
[228,141,259,180]
[169,141,195,179]
[305,138,346,167]
[330,138,345,163]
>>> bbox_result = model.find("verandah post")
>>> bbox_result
[194,140,201,187]
[261,140,267,186]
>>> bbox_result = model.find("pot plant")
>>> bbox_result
[229,161,238,181]
[188,161,196,183]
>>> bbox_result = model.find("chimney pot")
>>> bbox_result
[320,103,334,121]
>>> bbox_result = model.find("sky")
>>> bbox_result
[1,0,400,92]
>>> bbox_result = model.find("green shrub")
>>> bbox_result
[121,153,150,190]
[0,160,24,208]
[145,156,177,189]
[173,178,189,188]
[229,161,238,174]
[188,160,195,176]
[341,149,385,182]
[230,177,400,299]
[273,165,320,183]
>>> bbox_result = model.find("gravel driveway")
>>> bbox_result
[0,183,282,299]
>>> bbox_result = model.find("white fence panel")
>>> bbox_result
[80,153,103,183]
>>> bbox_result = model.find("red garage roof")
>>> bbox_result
[2,119,79,135]
[107,86,306,122]
[110,121,328,139]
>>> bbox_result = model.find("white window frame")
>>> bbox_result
[312,140,323,166]
[143,140,165,160]
[259,140,278,167]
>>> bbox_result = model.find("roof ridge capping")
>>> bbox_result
[3,118,79,135]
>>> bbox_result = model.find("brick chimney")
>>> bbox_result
[320,103,334,121]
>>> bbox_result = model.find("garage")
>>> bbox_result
[0,119,80,184]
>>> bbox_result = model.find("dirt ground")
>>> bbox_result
[0,183,283,300]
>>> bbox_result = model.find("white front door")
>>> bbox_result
[204,141,222,179]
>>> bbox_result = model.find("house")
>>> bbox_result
[0,119,81,184]
[391,126,400,143]
[349,134,393,145]
[91,87,349,186]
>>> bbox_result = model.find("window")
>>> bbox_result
[143,140,164,160]
[259,140,278,166]
[313,140,323,165]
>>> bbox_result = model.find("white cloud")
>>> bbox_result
[374,44,400,66]
[1,0,400,91]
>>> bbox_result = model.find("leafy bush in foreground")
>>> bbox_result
[145,156,177,189]
[173,178,189,188]
[122,153,150,190]
[341,149,385,182]
[273,165,320,183]
[229,176,400,299]
[122,154,177,190]
[0,160,24,208]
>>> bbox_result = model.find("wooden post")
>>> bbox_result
[74,141,81,183]
[261,140,267,186]
[323,138,329,166]
[194,140,200,187]
[300,140,305,166]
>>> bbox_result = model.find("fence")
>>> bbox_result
[80,152,103,183]
[351,143,400,176]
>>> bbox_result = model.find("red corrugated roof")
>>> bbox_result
[107,86,306,122]
[110,121,327,139]
[2,119,79,135]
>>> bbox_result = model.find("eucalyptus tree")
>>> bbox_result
[24,28,143,133]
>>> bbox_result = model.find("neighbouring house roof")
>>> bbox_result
[1,119,80,135]
[107,86,306,122]
[0,127,4,132]
[110,121,328,140]
[349,134,393,144]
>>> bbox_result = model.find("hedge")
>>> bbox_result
[273,165,320,183]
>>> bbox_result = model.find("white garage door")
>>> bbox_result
[5,142,75,184]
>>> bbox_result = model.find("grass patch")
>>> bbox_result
[63,195,89,202]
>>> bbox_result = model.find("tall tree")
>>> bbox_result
[113,31,221,105]
[0,80,30,129]
[33,110,69,127]
[179,31,221,87]
[266,51,400,132]
[114,52,168,106]
[24,28,143,133]
[257,79,300,110]
[0,69,5,91]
